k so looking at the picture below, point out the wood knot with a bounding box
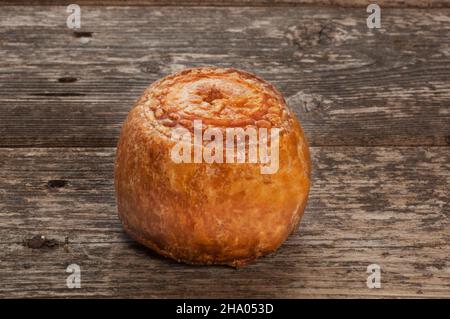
[285,22,345,50]
[140,62,160,74]
[287,91,332,114]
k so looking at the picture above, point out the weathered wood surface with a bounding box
[1,6,449,147]
[0,147,449,298]
[3,1,450,8]
[0,4,449,298]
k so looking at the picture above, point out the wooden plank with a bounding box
[2,1,450,8]
[0,147,448,298]
[0,6,449,147]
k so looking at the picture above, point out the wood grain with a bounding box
[2,1,450,8]
[1,6,449,147]
[1,4,449,299]
[0,147,448,298]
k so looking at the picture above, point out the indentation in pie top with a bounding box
[142,68,290,131]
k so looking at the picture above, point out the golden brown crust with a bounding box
[115,66,311,267]
[137,67,294,137]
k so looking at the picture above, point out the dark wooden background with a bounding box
[0,1,449,298]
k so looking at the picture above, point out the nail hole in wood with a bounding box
[33,92,85,97]
[73,31,93,38]
[23,235,59,249]
[58,77,77,83]
[47,180,68,188]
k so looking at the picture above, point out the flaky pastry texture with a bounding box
[115,67,311,267]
